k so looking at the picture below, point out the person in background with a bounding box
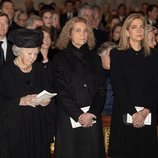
[105,15,121,40]
[25,15,43,29]
[51,12,61,45]
[13,9,28,30]
[36,26,55,86]
[97,42,117,115]
[38,2,45,13]
[154,28,158,49]
[40,9,60,48]
[53,17,106,158]
[92,5,109,49]
[109,13,158,158]
[111,23,122,44]
[0,12,14,66]
[60,0,77,27]
[78,3,94,26]
[74,0,82,15]
[101,2,112,28]
[147,24,157,48]
[117,3,127,23]
[25,0,39,16]
[146,4,158,28]
[0,0,15,32]
[0,28,55,158]
[140,2,149,15]
[41,9,53,29]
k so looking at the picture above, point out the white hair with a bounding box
[12,45,23,56]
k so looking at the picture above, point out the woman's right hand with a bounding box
[20,94,37,107]
[78,113,96,127]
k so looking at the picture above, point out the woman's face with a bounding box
[70,22,88,49]
[148,31,156,48]
[42,11,53,28]
[19,47,39,67]
[18,13,28,27]
[113,26,122,41]
[41,31,51,49]
[52,13,59,28]
[110,18,120,29]
[126,18,144,43]
[101,49,110,70]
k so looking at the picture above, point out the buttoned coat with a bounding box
[53,42,106,158]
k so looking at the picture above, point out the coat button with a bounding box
[83,84,87,87]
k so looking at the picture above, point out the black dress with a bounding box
[52,42,106,158]
[0,61,55,158]
[109,48,158,158]
[36,49,55,87]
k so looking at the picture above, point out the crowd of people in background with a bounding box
[1,0,158,50]
[0,0,158,158]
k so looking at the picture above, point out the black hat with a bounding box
[8,28,44,48]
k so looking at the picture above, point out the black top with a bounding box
[0,61,55,158]
[109,47,158,157]
[52,42,106,158]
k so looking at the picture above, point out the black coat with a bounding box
[0,61,55,158]
[52,42,106,158]
[93,28,109,49]
[109,48,158,158]
[0,40,14,65]
[36,49,55,87]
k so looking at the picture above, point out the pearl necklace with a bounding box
[14,58,32,73]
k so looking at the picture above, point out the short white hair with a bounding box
[12,45,23,56]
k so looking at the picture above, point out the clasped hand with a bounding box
[132,108,150,128]
[20,94,51,107]
[78,113,96,128]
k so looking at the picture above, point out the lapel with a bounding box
[6,40,14,62]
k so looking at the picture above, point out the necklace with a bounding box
[14,58,32,73]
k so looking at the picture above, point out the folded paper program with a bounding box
[32,90,57,105]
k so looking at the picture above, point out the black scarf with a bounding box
[67,41,90,60]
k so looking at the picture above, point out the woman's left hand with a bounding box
[39,98,51,107]
[132,108,150,128]
[78,113,96,127]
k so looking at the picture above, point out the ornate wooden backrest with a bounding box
[102,115,111,157]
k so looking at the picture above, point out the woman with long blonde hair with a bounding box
[109,13,158,158]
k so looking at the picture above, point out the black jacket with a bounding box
[109,48,158,158]
[53,42,106,158]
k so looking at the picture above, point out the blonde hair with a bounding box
[147,24,157,33]
[119,13,150,56]
[56,17,95,50]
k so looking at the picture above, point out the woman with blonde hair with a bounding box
[56,16,95,50]
[109,13,158,158]
[147,24,157,48]
[53,16,106,158]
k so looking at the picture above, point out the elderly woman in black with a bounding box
[0,29,55,158]
[53,17,106,158]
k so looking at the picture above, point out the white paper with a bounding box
[32,90,57,104]
[127,106,151,125]
[70,106,96,128]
